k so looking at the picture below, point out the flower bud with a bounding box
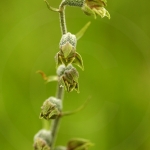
[34,129,52,145]
[67,138,93,150]
[33,129,52,150]
[40,97,62,120]
[82,0,110,19]
[57,64,79,93]
[60,32,76,58]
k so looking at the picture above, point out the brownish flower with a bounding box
[82,0,110,19]
[57,64,79,93]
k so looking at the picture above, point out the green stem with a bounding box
[59,2,67,34]
[50,84,64,149]
[50,1,67,149]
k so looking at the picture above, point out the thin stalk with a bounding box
[50,1,67,149]
[50,84,64,150]
[59,2,67,34]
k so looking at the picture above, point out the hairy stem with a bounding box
[50,84,64,149]
[59,2,67,34]
[50,1,68,149]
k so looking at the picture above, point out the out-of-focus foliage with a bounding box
[0,0,150,150]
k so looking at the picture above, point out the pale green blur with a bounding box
[0,0,150,150]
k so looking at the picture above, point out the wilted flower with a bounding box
[82,0,110,19]
[55,32,84,70]
[40,97,62,120]
[57,64,79,93]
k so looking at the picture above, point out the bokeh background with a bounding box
[0,0,150,150]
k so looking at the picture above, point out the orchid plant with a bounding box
[33,0,110,150]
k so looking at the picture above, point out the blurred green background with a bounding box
[0,0,150,150]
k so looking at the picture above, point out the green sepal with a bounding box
[59,78,69,92]
[57,64,79,93]
[66,57,75,66]
[64,71,74,84]
[40,104,60,120]
[55,52,63,67]
[69,82,78,92]
[64,80,70,92]
[106,10,110,19]
[69,68,79,83]
[73,52,84,70]
[60,56,67,66]
[40,98,61,120]
[47,108,60,119]
[61,42,73,58]
[74,83,79,93]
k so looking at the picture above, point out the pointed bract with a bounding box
[76,22,91,40]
